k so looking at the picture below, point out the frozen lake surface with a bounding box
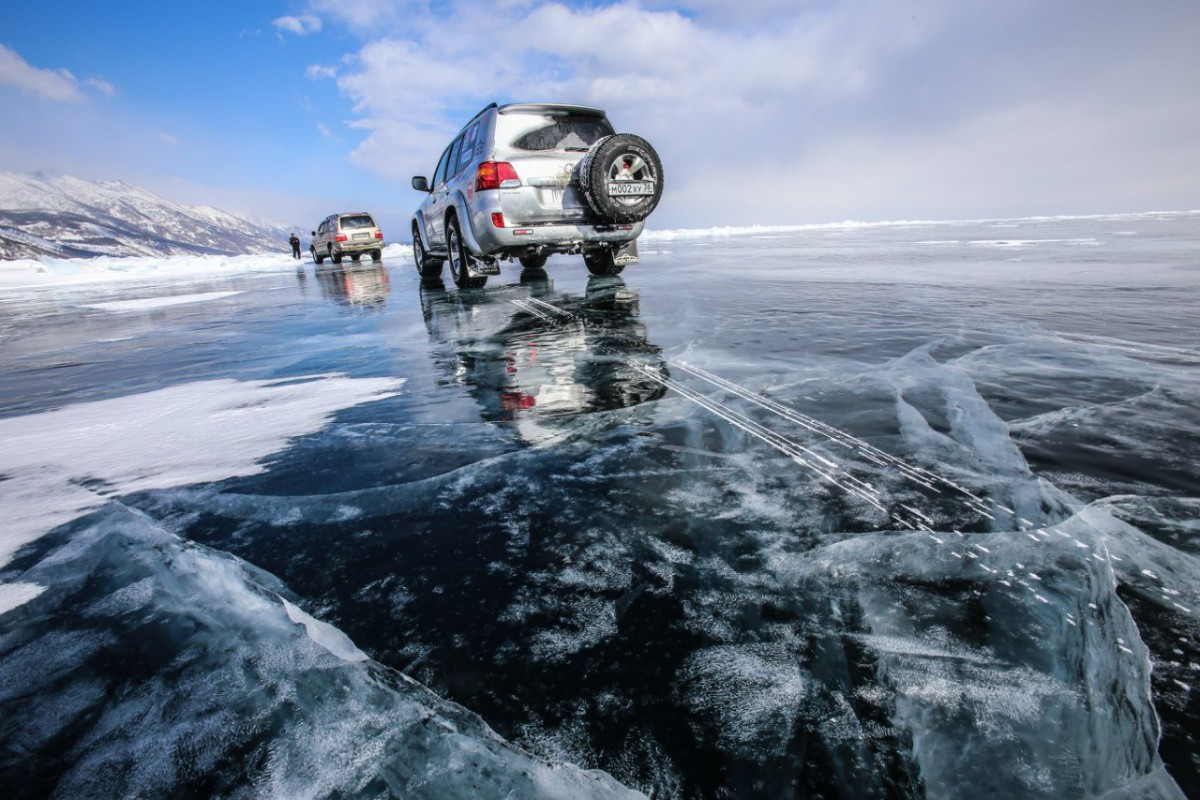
[1,213,1198,799]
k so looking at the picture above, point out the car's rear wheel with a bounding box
[371,249,382,262]
[518,253,548,270]
[578,134,663,223]
[583,247,625,276]
[330,246,342,265]
[447,215,488,289]
[412,225,443,278]
[350,253,361,262]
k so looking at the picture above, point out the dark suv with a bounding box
[411,103,663,288]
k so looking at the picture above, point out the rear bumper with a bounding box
[459,194,643,256]
[466,216,643,257]
[335,240,385,254]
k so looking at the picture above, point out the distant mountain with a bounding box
[0,172,296,260]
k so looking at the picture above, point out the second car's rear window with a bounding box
[497,113,615,152]
[339,215,375,229]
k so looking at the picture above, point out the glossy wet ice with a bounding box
[1,213,1197,799]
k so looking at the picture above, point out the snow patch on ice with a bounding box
[0,243,410,291]
[282,598,368,662]
[0,373,403,611]
[641,211,1198,242]
[83,290,243,311]
[0,581,46,615]
[677,643,807,755]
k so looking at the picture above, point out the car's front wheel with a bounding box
[412,225,443,278]
[583,247,625,276]
[312,247,324,265]
[446,215,488,289]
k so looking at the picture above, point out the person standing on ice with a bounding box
[289,232,301,259]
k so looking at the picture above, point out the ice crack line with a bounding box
[669,360,1003,522]
[629,363,888,513]
[509,298,555,321]
[1053,331,1200,362]
[505,296,1200,646]
[507,295,1000,531]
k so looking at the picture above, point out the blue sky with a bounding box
[2,0,1198,236]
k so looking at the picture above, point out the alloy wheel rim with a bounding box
[449,227,464,281]
[607,153,656,208]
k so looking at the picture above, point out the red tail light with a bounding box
[491,213,505,228]
[476,161,519,191]
[375,231,383,239]
[335,234,347,242]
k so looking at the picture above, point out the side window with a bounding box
[446,136,464,180]
[457,122,480,173]
[432,145,452,188]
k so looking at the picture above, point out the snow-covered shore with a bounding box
[3,211,1197,293]
[0,243,413,291]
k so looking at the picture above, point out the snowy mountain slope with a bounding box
[0,172,296,260]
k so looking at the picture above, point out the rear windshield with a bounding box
[497,112,615,152]
[338,215,375,229]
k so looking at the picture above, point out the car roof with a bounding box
[497,103,606,117]
[450,102,609,143]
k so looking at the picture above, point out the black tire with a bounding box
[371,249,382,262]
[578,133,663,223]
[312,247,324,265]
[583,247,625,276]
[518,253,548,270]
[350,253,361,262]
[412,225,443,278]
[446,215,488,289]
[330,246,342,265]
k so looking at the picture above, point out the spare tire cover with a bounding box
[577,134,664,224]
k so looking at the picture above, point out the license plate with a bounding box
[607,181,654,197]
[354,233,370,240]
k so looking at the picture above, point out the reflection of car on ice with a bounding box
[419,273,668,438]
[314,263,391,307]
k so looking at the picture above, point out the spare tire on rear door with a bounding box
[577,134,664,224]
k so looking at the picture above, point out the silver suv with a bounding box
[310,212,385,264]
[410,103,663,288]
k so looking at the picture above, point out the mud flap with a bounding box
[613,239,640,266]
[468,259,501,277]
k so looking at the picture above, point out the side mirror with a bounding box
[411,176,430,193]
[310,231,316,236]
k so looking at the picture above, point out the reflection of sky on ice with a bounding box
[1,212,1198,798]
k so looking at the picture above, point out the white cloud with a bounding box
[273,14,323,36]
[157,132,180,144]
[316,121,332,138]
[306,63,339,80]
[0,44,85,102]
[294,0,1200,225]
[305,0,406,32]
[0,44,119,103]
[83,77,117,97]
